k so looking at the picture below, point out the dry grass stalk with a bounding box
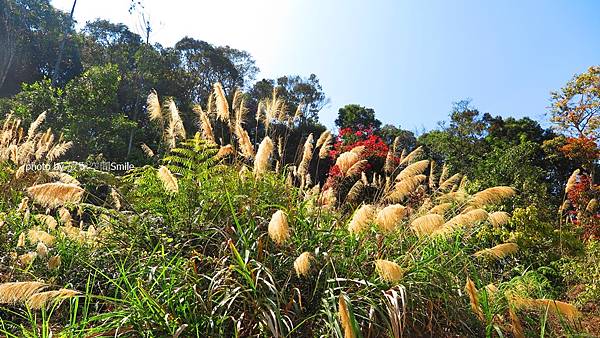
[346,181,366,203]
[48,255,61,270]
[375,204,406,232]
[474,243,518,260]
[315,130,330,148]
[27,229,55,246]
[293,252,313,277]
[469,186,516,207]
[384,150,394,174]
[319,133,333,159]
[348,204,375,234]
[235,124,254,159]
[338,294,356,338]
[395,159,429,181]
[26,288,79,309]
[195,105,216,144]
[253,136,274,177]
[34,214,57,230]
[465,277,485,321]
[216,144,234,158]
[387,175,426,202]
[439,173,462,191]
[140,143,155,158]
[213,82,230,124]
[510,297,580,321]
[399,146,423,165]
[19,252,37,265]
[147,90,162,124]
[27,112,46,140]
[268,210,290,245]
[17,233,25,247]
[58,207,72,226]
[27,183,84,208]
[565,169,580,194]
[509,308,525,338]
[298,134,314,177]
[411,214,445,236]
[488,211,510,227]
[375,259,403,283]
[428,203,452,215]
[157,166,178,193]
[346,160,368,178]
[0,282,48,305]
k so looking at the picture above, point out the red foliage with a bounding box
[329,127,389,159]
[560,136,600,161]
[566,173,600,240]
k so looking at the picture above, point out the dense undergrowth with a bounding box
[0,86,598,337]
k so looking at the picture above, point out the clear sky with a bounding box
[51,0,600,132]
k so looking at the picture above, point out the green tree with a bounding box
[0,0,81,96]
[62,64,135,160]
[335,104,381,130]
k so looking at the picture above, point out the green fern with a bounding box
[161,133,219,181]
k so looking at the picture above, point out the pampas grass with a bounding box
[348,204,375,234]
[268,210,290,245]
[428,203,452,215]
[34,214,57,230]
[488,211,510,227]
[565,169,580,194]
[375,259,403,283]
[253,136,274,177]
[386,174,426,202]
[27,182,84,208]
[147,90,162,124]
[411,214,445,236]
[316,130,330,148]
[335,149,363,175]
[48,255,61,270]
[216,144,234,158]
[213,82,230,124]
[465,277,484,321]
[375,204,406,232]
[0,282,48,305]
[28,229,55,246]
[510,297,581,321]
[235,124,255,159]
[338,294,355,338]
[140,143,155,158]
[319,133,333,159]
[469,186,516,207]
[474,243,518,260]
[298,134,314,177]
[157,166,178,193]
[293,252,313,277]
[346,180,364,204]
[195,105,216,144]
[399,146,423,165]
[26,288,79,309]
[395,159,429,181]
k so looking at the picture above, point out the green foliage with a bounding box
[559,240,600,306]
[335,104,382,130]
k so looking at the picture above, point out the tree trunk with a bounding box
[51,0,77,86]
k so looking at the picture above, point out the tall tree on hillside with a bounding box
[0,0,81,96]
[335,104,381,130]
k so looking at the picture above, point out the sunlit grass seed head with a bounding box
[375,204,406,232]
[348,204,375,234]
[268,210,290,245]
[375,259,403,283]
[27,182,84,208]
[157,166,179,193]
[293,252,313,277]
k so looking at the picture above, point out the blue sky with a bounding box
[51,0,600,132]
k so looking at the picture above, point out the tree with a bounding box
[0,0,81,96]
[249,74,328,123]
[335,104,381,130]
[379,124,416,150]
[62,64,135,160]
[550,66,600,138]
